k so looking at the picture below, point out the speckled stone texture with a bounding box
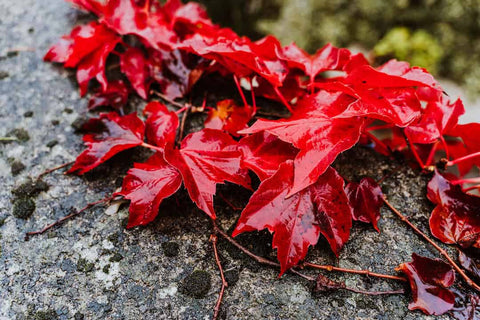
[0,1,457,319]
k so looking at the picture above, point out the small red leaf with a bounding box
[233,161,352,274]
[117,153,182,228]
[238,132,298,181]
[165,129,251,219]
[88,80,129,111]
[204,99,252,136]
[345,177,383,231]
[427,170,480,248]
[68,112,145,174]
[459,248,480,280]
[396,253,455,315]
[120,47,150,99]
[144,101,179,148]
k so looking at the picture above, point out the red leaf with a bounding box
[448,123,480,174]
[88,80,129,111]
[459,248,480,280]
[233,161,352,275]
[345,177,383,231]
[204,99,252,136]
[164,129,251,219]
[396,253,455,315]
[143,101,179,148]
[120,47,150,99]
[68,112,145,174]
[116,153,182,228]
[238,132,298,181]
[240,91,365,195]
[427,170,480,248]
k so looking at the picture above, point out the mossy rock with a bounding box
[179,270,212,299]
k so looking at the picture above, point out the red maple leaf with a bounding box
[396,253,455,315]
[68,112,145,174]
[143,101,179,148]
[240,91,365,195]
[427,170,480,248]
[204,99,253,136]
[345,177,383,232]
[164,129,251,219]
[116,152,182,228]
[233,161,352,275]
[238,132,298,181]
[120,47,151,99]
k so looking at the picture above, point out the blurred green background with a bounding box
[193,0,480,96]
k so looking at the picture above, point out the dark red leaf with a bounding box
[427,170,480,248]
[164,129,251,219]
[396,253,455,315]
[459,248,480,280]
[233,161,352,274]
[345,177,383,231]
[204,99,252,136]
[240,91,365,195]
[116,153,182,228]
[143,101,179,148]
[68,112,145,174]
[238,132,298,181]
[88,80,129,111]
[120,47,150,99]
[447,123,480,174]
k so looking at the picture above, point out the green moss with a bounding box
[33,309,57,320]
[0,71,9,80]
[10,160,25,176]
[77,258,95,273]
[179,270,212,299]
[46,140,58,148]
[12,198,35,219]
[8,128,30,142]
[109,252,124,262]
[162,241,180,257]
[107,233,119,245]
[11,178,49,198]
[103,264,111,274]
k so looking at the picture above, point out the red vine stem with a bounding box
[249,78,257,116]
[364,131,391,155]
[382,196,480,292]
[447,151,480,167]
[404,132,425,169]
[140,142,164,152]
[210,229,228,320]
[233,75,248,108]
[178,105,190,143]
[450,177,480,186]
[151,90,185,109]
[25,197,112,239]
[273,86,293,113]
[37,161,74,178]
[213,225,407,283]
[302,262,407,282]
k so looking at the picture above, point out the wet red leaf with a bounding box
[459,248,480,280]
[233,161,352,275]
[396,253,455,315]
[345,177,383,231]
[204,99,252,136]
[68,112,145,174]
[165,129,251,219]
[240,91,365,195]
[87,80,130,111]
[238,132,298,181]
[143,101,179,148]
[120,47,150,99]
[117,153,182,228]
[427,170,480,248]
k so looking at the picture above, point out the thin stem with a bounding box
[214,225,407,282]
[210,229,228,320]
[178,106,190,143]
[273,86,293,113]
[175,106,189,114]
[25,197,112,239]
[233,75,248,108]
[450,177,480,186]
[303,262,407,282]
[140,142,163,153]
[345,287,405,296]
[37,161,74,178]
[425,141,439,168]
[150,91,184,109]
[383,196,480,292]
[0,137,17,142]
[404,132,425,169]
[447,151,480,167]
[365,131,391,155]
[249,78,257,116]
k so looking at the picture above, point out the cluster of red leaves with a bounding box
[45,0,480,316]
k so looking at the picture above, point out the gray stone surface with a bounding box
[0,0,461,319]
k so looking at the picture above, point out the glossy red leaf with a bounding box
[240,91,365,195]
[116,153,182,228]
[427,170,480,248]
[345,177,383,231]
[459,248,480,280]
[447,123,480,174]
[143,101,179,148]
[120,47,150,99]
[233,161,352,275]
[238,132,298,181]
[68,112,145,174]
[164,129,251,219]
[88,80,129,111]
[396,253,455,315]
[204,99,252,136]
